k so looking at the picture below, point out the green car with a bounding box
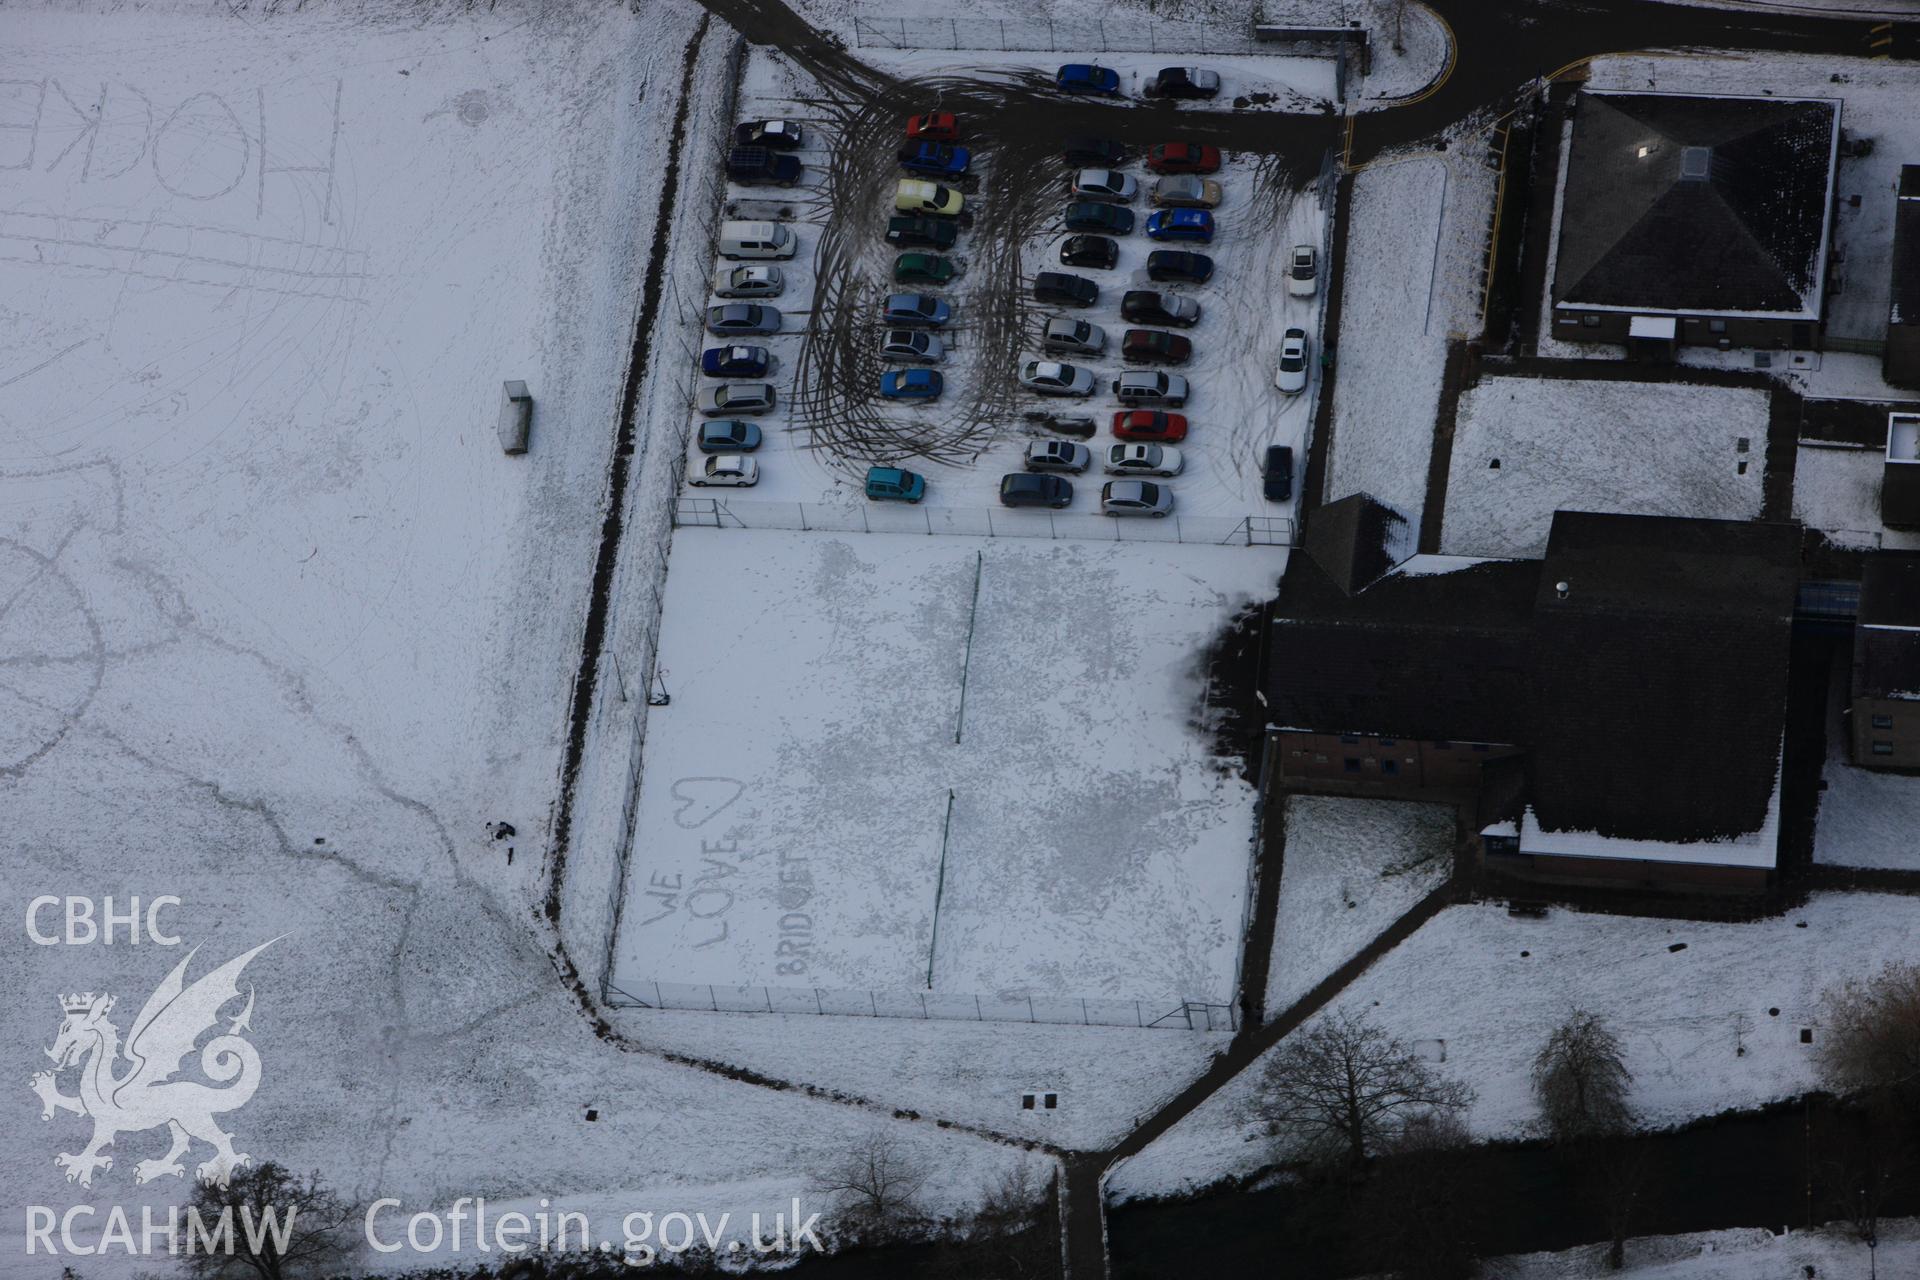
[865,466,927,503]
[893,252,956,285]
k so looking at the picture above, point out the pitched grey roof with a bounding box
[1553,91,1838,317]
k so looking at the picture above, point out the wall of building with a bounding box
[1485,846,1770,892]
[1550,308,1813,350]
[1273,730,1520,793]
[1887,325,1920,391]
[1852,696,1920,769]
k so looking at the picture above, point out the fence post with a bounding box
[999,18,1005,47]
[799,502,809,532]
[976,995,983,1020]
[950,17,957,48]
[921,993,928,1018]
[1081,998,1089,1025]
[654,981,664,1008]
[1027,995,1035,1022]
[709,985,718,1012]
[766,987,774,1012]
[862,504,870,534]
[815,987,823,1014]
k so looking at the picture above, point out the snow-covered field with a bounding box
[1815,647,1920,870]
[1492,1220,1915,1280]
[1793,442,1920,551]
[1438,378,1770,559]
[1264,796,1452,1019]
[1324,137,1497,520]
[1112,892,1920,1200]
[609,528,1282,1011]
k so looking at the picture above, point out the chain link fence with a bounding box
[675,497,1293,546]
[852,15,1270,54]
[606,977,1238,1032]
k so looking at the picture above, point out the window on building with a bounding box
[1874,742,1895,755]
[1043,1093,1058,1110]
[1873,714,1894,730]
[1581,315,1601,328]
[1382,759,1400,777]
[1708,319,1727,334]
[1339,735,1360,745]
[1380,739,1397,747]
[1344,758,1361,773]
[1313,753,1327,764]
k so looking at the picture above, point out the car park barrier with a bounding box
[674,497,1293,547]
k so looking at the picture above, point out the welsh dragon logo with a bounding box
[30,941,275,1188]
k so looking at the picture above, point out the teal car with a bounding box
[865,466,927,503]
[894,252,957,285]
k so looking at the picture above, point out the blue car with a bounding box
[897,141,971,177]
[865,466,927,503]
[882,293,951,328]
[1056,64,1121,96]
[1146,209,1214,244]
[701,344,771,377]
[881,368,944,400]
[697,420,763,453]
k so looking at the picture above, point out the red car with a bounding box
[1147,142,1222,175]
[1121,329,1192,365]
[1113,410,1189,442]
[907,111,959,143]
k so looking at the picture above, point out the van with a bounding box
[719,221,797,261]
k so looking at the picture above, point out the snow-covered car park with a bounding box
[680,49,1327,538]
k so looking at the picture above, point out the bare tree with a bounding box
[1818,963,1920,1109]
[812,1127,930,1243]
[1253,1009,1475,1169]
[1359,1110,1480,1280]
[183,1163,355,1280]
[926,1163,1060,1280]
[1533,1011,1634,1144]
[1817,1108,1908,1280]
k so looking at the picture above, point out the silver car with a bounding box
[1024,440,1092,473]
[712,264,785,298]
[1151,175,1223,209]
[689,454,759,487]
[1105,443,1184,477]
[1071,169,1138,203]
[1042,316,1108,356]
[705,303,780,336]
[880,329,945,363]
[697,382,777,416]
[1112,370,1188,408]
[1101,480,1174,517]
[1020,360,1096,397]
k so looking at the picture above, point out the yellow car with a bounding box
[894,178,964,218]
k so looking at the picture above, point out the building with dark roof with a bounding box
[1548,90,1841,355]
[1851,551,1920,769]
[1885,167,1920,389]
[1886,412,1920,529]
[1266,510,1803,889]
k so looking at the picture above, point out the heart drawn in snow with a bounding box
[670,777,745,829]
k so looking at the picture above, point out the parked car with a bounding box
[1147,209,1214,243]
[1041,316,1107,356]
[1105,442,1183,477]
[1020,360,1096,396]
[999,473,1074,509]
[697,420,763,453]
[1062,136,1126,167]
[733,119,804,149]
[1121,329,1192,365]
[882,293,951,327]
[1287,244,1319,297]
[1276,327,1311,393]
[879,329,944,363]
[1151,175,1222,208]
[689,454,759,487]
[1261,445,1295,501]
[726,146,802,187]
[1072,169,1138,203]
[1145,67,1221,99]
[898,141,971,177]
[1024,410,1098,439]
[1113,370,1189,407]
[881,368,944,400]
[1147,141,1222,174]
[1121,290,1200,328]
[1146,250,1214,284]
[894,252,957,285]
[865,466,927,502]
[1034,271,1098,308]
[1101,479,1174,517]
[719,219,796,261]
[1025,440,1092,473]
[705,303,780,336]
[1064,201,1135,236]
[1112,409,1189,442]
[1056,64,1121,96]
[895,179,964,217]
[697,382,776,416]
[906,111,959,142]
[886,215,959,249]
[1060,234,1118,270]
[712,264,784,298]
[700,344,771,378]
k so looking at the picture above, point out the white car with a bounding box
[713,264,785,298]
[1101,480,1174,518]
[697,382,777,416]
[1071,169,1138,203]
[1276,328,1310,394]
[1042,316,1107,356]
[1105,442,1184,477]
[1020,360,1096,397]
[880,329,944,363]
[1024,440,1092,473]
[690,454,759,487]
[1287,244,1318,298]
